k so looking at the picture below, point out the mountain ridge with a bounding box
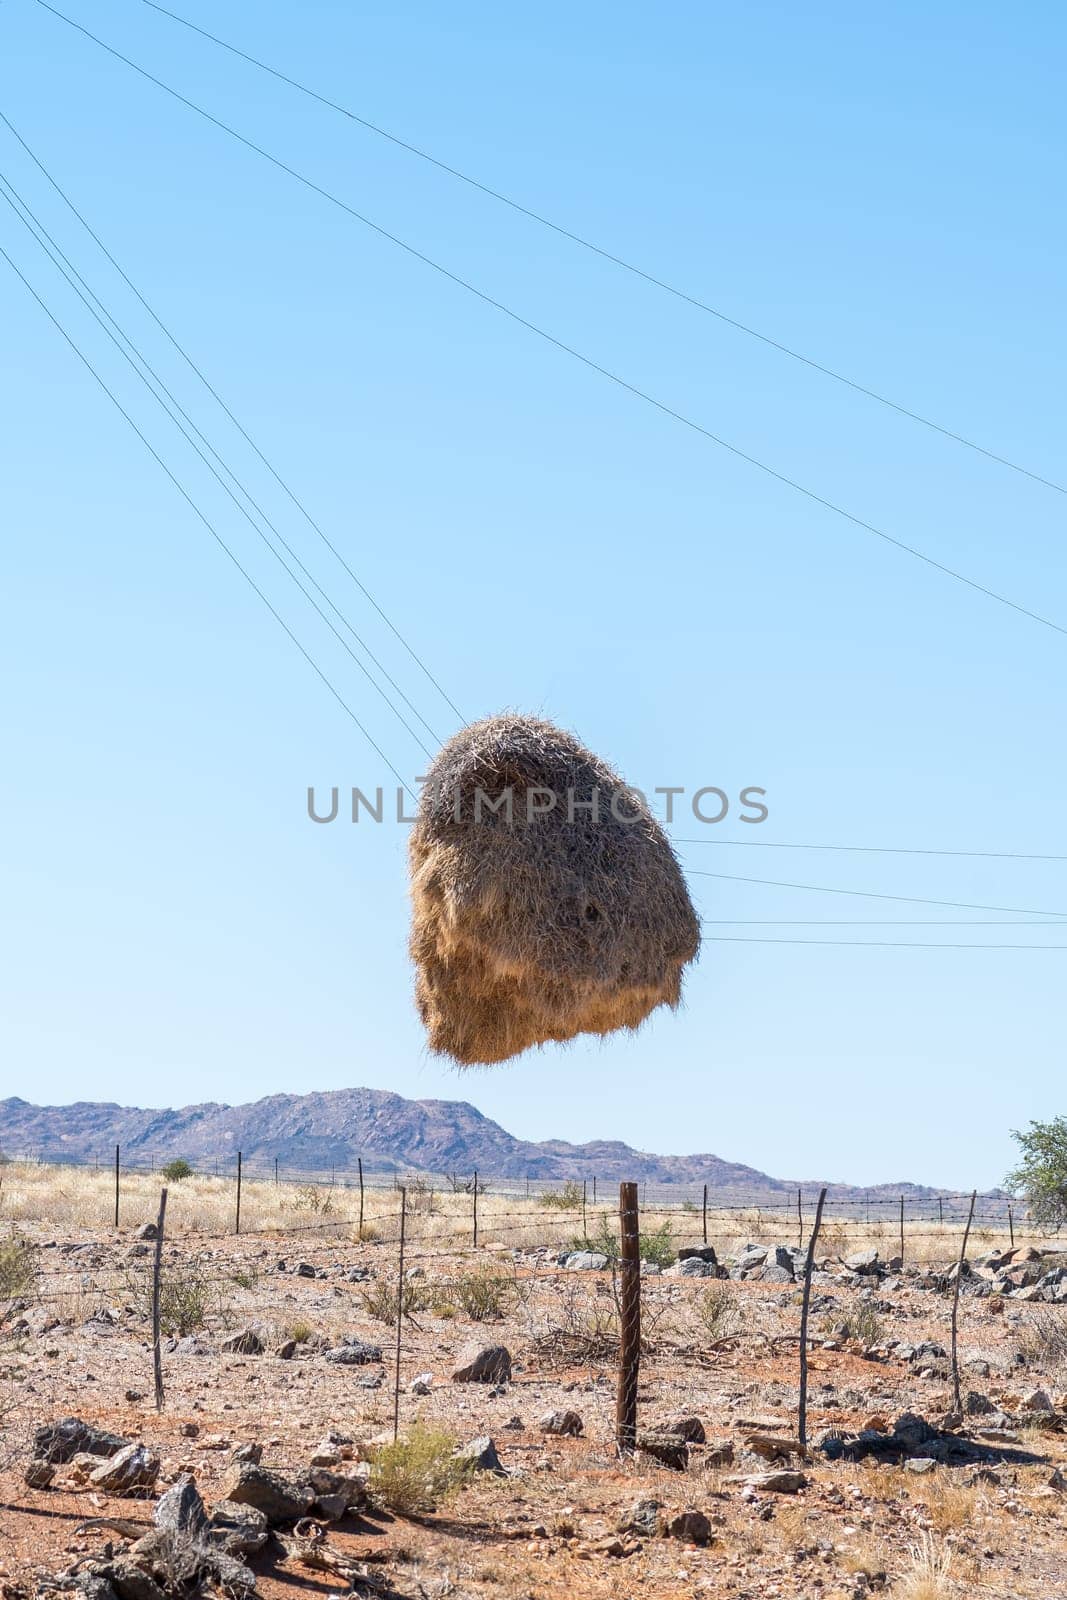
[0,1089,995,1200]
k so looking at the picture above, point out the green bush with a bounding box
[448,1265,512,1322]
[161,1159,193,1182]
[570,1214,676,1267]
[0,1232,36,1299]
[1007,1117,1067,1231]
[539,1180,584,1211]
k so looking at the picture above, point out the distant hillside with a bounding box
[0,1089,997,1207]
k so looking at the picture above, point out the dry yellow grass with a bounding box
[0,1160,1036,1264]
[896,1534,955,1599]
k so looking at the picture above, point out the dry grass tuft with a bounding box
[897,1533,955,1599]
[370,1423,467,1514]
[408,714,700,1064]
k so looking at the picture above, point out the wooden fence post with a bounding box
[114,1144,120,1230]
[899,1195,905,1263]
[798,1186,827,1452]
[473,1171,479,1248]
[592,1175,597,1204]
[797,1186,804,1250]
[615,1181,641,1454]
[274,1157,279,1187]
[152,1187,168,1412]
[702,1182,708,1246]
[950,1190,978,1414]
[582,1179,588,1236]
[358,1157,365,1236]
[1008,1204,1014,1248]
[235,1151,243,1236]
[393,1187,407,1441]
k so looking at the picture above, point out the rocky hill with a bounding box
[0,1089,995,1205]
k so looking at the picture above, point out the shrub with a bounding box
[1007,1117,1067,1231]
[370,1424,466,1514]
[127,1261,212,1336]
[698,1280,741,1340]
[161,1159,193,1182]
[569,1214,675,1267]
[0,1233,35,1299]
[450,1265,511,1322]
[291,1183,335,1215]
[1018,1308,1067,1367]
[539,1180,584,1211]
[359,1276,427,1324]
[821,1303,885,1346]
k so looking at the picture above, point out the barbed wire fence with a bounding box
[3,1162,1052,1478]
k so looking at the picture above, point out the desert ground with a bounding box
[1,1165,1065,1599]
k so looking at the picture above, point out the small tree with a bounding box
[161,1158,193,1182]
[1006,1117,1067,1231]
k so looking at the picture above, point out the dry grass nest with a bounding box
[409,713,700,1064]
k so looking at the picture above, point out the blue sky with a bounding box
[1,0,1064,1190]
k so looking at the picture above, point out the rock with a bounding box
[677,1245,718,1264]
[108,1563,166,1600]
[637,1430,689,1470]
[668,1509,712,1545]
[220,1462,314,1524]
[565,1251,609,1271]
[539,1409,583,1437]
[761,1265,794,1284]
[892,1412,937,1449]
[409,1372,433,1395]
[198,1549,257,1599]
[74,1577,120,1600]
[33,1416,127,1464]
[452,1344,512,1384]
[230,1442,263,1465]
[133,1223,158,1241]
[275,1339,297,1360]
[23,1459,55,1489]
[617,1497,663,1536]
[503,1415,525,1431]
[964,1392,995,1415]
[704,1439,735,1467]
[454,1435,505,1474]
[661,1414,706,1444]
[675,1257,718,1278]
[1021,1387,1054,1412]
[906,1457,938,1474]
[221,1327,264,1356]
[154,1473,208,1537]
[743,1469,807,1492]
[294,1262,317,1278]
[309,1465,366,1513]
[207,1498,270,1558]
[769,1245,796,1275]
[89,1443,160,1495]
[325,1339,382,1366]
[846,1249,881,1274]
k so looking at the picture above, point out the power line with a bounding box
[0,240,417,798]
[701,919,1067,926]
[0,104,464,729]
[139,0,1067,503]
[37,3,1067,642]
[675,835,1067,862]
[0,168,437,760]
[0,168,441,761]
[706,935,1067,948]
[687,868,1067,917]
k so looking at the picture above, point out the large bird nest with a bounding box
[409,714,700,1064]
